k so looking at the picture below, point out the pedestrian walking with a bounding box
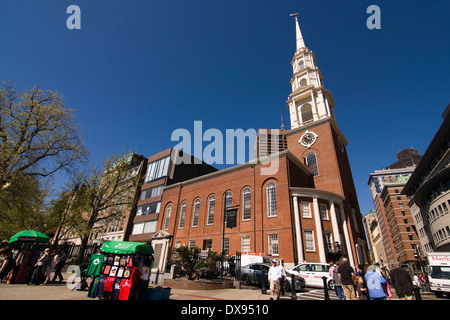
[338,257,356,300]
[29,248,51,285]
[52,251,68,282]
[389,262,414,300]
[356,276,369,300]
[268,260,282,300]
[332,261,345,300]
[277,260,286,296]
[43,250,60,285]
[0,247,16,284]
[365,265,387,300]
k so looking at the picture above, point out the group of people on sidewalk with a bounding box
[330,257,416,300]
[0,246,68,286]
[28,248,68,285]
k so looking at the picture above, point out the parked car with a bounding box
[282,271,307,292]
[286,262,334,289]
[240,263,270,287]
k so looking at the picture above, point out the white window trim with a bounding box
[301,202,312,218]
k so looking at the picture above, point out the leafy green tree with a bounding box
[0,175,50,239]
[63,152,145,263]
[0,81,88,193]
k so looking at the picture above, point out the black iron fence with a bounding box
[170,250,242,283]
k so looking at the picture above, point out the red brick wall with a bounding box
[159,155,298,264]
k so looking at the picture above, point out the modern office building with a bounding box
[129,148,217,243]
[403,104,450,253]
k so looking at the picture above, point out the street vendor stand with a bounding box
[86,240,163,300]
[6,230,50,284]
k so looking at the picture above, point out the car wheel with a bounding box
[241,274,251,286]
[282,279,291,292]
[327,280,334,290]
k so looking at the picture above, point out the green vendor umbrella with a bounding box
[100,240,154,255]
[9,230,50,244]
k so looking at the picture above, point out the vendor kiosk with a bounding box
[86,241,154,300]
[6,230,50,284]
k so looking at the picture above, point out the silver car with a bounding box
[283,271,307,292]
[239,263,270,286]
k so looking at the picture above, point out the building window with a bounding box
[298,60,305,69]
[301,103,313,123]
[189,240,195,249]
[139,184,164,200]
[319,204,329,220]
[225,191,233,209]
[302,202,312,218]
[266,183,277,217]
[306,153,319,176]
[242,188,251,220]
[131,220,157,235]
[163,205,172,230]
[324,232,333,252]
[268,234,279,256]
[241,236,251,252]
[192,199,200,227]
[144,156,171,183]
[178,202,187,229]
[207,196,215,225]
[304,230,315,251]
[136,202,161,216]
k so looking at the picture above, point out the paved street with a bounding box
[0,273,442,301]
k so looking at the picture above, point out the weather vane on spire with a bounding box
[290,12,306,49]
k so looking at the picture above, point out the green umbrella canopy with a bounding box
[9,230,50,244]
[100,240,153,255]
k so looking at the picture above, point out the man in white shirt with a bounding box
[268,260,282,300]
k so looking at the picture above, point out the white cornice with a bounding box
[290,187,345,204]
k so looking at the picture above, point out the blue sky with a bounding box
[1,0,449,215]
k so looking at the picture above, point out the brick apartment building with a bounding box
[368,149,424,272]
[380,176,425,273]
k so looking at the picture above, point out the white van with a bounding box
[427,253,450,298]
[286,262,334,289]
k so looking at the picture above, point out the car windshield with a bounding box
[429,266,450,280]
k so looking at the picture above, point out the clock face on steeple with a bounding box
[299,130,318,148]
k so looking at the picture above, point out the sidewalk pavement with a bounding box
[0,272,431,301]
[0,281,275,300]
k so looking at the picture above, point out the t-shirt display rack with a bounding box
[86,244,154,300]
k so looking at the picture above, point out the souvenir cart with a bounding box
[6,230,50,284]
[86,240,154,300]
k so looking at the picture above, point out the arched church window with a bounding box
[306,153,319,176]
[298,60,305,69]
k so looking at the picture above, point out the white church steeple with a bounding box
[287,14,335,130]
[292,13,306,50]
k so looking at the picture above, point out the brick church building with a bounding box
[157,16,369,269]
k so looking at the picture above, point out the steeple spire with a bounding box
[290,13,306,50]
[287,14,335,129]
